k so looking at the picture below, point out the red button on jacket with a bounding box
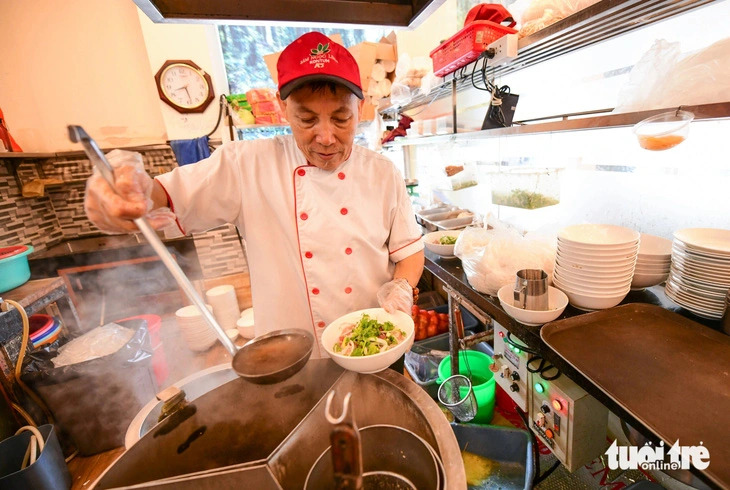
[340,208,348,215]
[300,212,308,220]
[297,169,306,176]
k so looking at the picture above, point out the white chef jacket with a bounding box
[156,135,423,357]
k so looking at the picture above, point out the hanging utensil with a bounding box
[67,125,313,384]
[325,390,362,490]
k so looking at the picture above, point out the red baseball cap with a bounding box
[277,32,364,100]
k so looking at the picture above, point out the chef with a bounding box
[84,31,424,358]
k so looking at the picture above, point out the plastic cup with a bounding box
[438,374,477,422]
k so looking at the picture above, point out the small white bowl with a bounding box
[236,311,255,339]
[321,308,414,374]
[553,274,631,295]
[424,230,462,258]
[637,233,673,257]
[555,263,634,282]
[631,272,669,289]
[554,269,633,289]
[553,283,629,311]
[497,285,568,326]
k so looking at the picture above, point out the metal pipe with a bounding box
[67,125,238,357]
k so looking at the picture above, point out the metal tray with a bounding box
[540,304,730,489]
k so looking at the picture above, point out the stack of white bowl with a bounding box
[631,233,672,289]
[175,304,217,351]
[205,285,240,330]
[237,307,255,339]
[553,224,640,311]
[665,228,730,320]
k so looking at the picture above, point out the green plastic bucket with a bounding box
[0,245,33,293]
[437,350,495,424]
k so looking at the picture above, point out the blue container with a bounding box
[0,245,33,293]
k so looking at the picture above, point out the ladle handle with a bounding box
[330,424,363,490]
[67,125,238,357]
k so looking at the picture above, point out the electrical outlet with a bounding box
[488,33,518,65]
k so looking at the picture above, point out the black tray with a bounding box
[541,303,730,489]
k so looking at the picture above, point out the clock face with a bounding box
[160,63,210,109]
[154,60,215,113]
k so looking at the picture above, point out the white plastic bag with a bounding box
[615,37,730,113]
[454,218,556,296]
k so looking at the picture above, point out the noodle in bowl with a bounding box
[321,308,415,373]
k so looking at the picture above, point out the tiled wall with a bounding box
[1,147,247,277]
[0,162,64,249]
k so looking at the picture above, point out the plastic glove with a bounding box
[377,278,413,314]
[84,149,176,233]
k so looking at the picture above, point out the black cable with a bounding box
[206,94,228,138]
[505,333,561,380]
[516,406,541,485]
[534,460,561,485]
[526,356,561,381]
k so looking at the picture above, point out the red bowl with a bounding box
[29,314,54,337]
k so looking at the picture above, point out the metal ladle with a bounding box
[67,125,313,384]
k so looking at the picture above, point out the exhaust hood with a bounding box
[133,0,446,28]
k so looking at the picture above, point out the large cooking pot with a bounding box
[305,424,443,490]
[95,359,466,489]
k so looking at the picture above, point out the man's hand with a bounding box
[377,278,413,314]
[84,150,175,233]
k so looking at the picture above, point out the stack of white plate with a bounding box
[631,233,672,289]
[205,285,240,330]
[553,224,640,311]
[175,304,218,351]
[665,228,730,320]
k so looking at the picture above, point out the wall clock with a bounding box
[154,59,215,113]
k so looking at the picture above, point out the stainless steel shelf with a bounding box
[379,0,716,116]
[382,101,730,147]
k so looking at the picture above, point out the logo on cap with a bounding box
[310,43,330,56]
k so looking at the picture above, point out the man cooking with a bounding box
[84,31,424,358]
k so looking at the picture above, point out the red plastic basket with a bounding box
[430,21,518,77]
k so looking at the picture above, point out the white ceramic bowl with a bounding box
[497,285,568,326]
[424,231,462,258]
[555,256,635,274]
[557,249,638,264]
[636,256,671,265]
[553,274,631,295]
[554,269,633,289]
[554,285,629,311]
[637,233,672,257]
[555,263,634,282]
[634,264,670,274]
[557,241,639,256]
[631,272,669,289]
[237,307,255,339]
[321,308,414,374]
[558,224,640,247]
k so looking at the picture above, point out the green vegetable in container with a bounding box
[439,235,458,245]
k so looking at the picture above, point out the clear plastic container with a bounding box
[633,110,694,151]
[489,167,561,210]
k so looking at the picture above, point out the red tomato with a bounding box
[426,321,438,338]
[411,305,420,319]
[427,309,437,318]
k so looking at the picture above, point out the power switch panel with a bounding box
[492,321,531,411]
[528,371,608,472]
